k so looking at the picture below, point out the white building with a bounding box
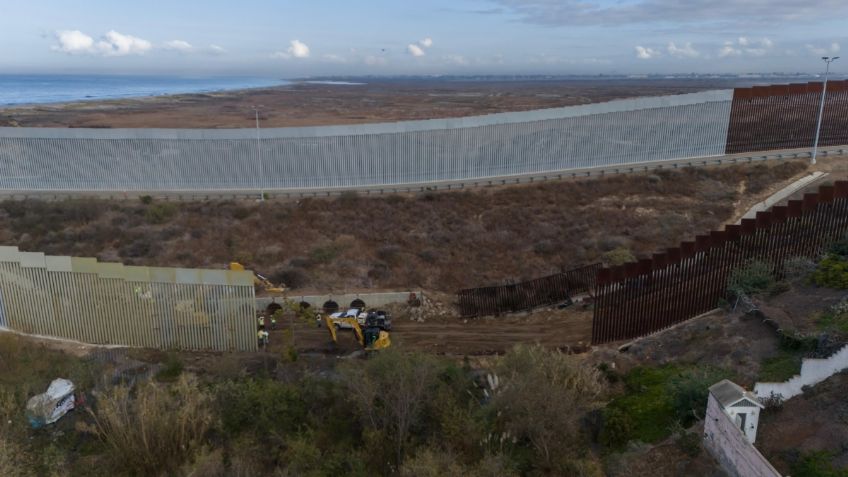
[709,379,765,444]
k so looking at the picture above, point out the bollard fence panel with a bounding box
[457,263,601,317]
[592,181,848,344]
[0,246,257,351]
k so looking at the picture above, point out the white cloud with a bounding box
[96,30,152,56]
[289,39,310,58]
[272,39,311,59]
[322,53,347,63]
[806,42,841,55]
[444,54,468,65]
[52,30,95,54]
[667,41,699,58]
[719,37,773,58]
[634,46,659,59]
[163,40,193,53]
[407,43,426,57]
[208,44,226,55]
[420,37,433,48]
[52,29,151,56]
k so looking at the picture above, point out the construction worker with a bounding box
[257,314,265,328]
[257,326,269,349]
[270,313,277,330]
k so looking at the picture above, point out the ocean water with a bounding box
[0,75,290,106]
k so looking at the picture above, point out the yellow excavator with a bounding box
[323,315,391,351]
[229,262,285,294]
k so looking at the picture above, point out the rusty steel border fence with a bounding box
[457,263,601,317]
[591,181,848,345]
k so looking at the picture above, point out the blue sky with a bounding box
[0,0,845,76]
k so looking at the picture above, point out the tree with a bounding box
[489,345,607,471]
[340,349,441,468]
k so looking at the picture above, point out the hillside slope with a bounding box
[0,161,807,293]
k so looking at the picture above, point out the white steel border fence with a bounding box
[0,90,734,192]
[0,246,257,351]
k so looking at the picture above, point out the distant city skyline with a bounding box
[0,0,845,77]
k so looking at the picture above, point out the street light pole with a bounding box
[812,56,839,165]
[252,106,265,201]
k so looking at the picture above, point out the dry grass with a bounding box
[0,161,808,292]
[83,375,213,476]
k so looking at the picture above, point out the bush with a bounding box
[601,247,635,267]
[491,345,606,471]
[789,451,848,477]
[812,255,848,289]
[144,202,177,224]
[668,367,730,424]
[309,244,341,264]
[215,378,306,440]
[340,349,442,466]
[676,431,702,458]
[599,408,633,448]
[783,256,816,284]
[139,195,153,205]
[154,353,183,382]
[727,261,776,297]
[84,375,213,476]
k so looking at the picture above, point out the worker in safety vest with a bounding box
[257,315,265,328]
[270,314,277,330]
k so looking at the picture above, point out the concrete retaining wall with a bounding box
[754,345,848,401]
[704,393,782,477]
[256,291,422,312]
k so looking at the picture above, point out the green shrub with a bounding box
[828,235,848,258]
[599,408,633,448]
[816,309,848,336]
[812,255,848,289]
[602,365,731,449]
[758,351,803,382]
[144,203,177,224]
[215,378,306,439]
[668,367,731,424]
[155,353,183,382]
[601,247,635,267]
[602,366,677,446]
[790,451,848,477]
[727,261,776,297]
[138,195,153,205]
[309,244,341,264]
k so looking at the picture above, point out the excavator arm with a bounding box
[229,262,285,294]
[324,316,389,351]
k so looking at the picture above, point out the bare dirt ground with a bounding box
[757,372,848,474]
[0,78,742,129]
[267,305,593,356]
[588,308,782,387]
[758,285,847,335]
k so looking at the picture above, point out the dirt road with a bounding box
[267,307,593,356]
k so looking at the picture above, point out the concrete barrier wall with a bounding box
[754,345,848,401]
[704,393,782,477]
[0,246,257,351]
[0,90,733,192]
[257,291,421,312]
